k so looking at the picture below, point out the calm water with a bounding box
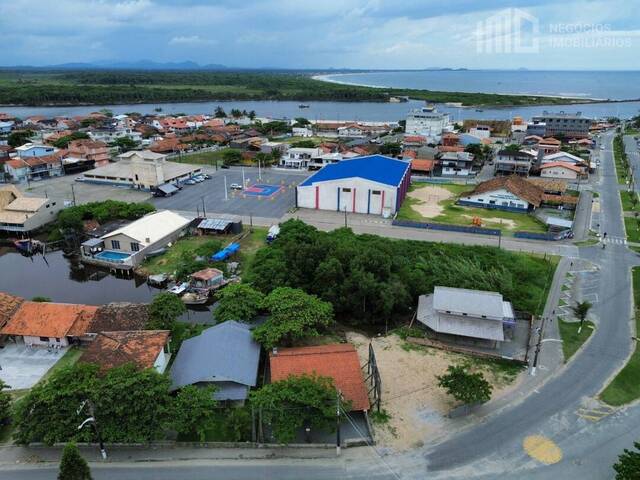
[0,249,214,324]
[319,70,640,101]
[1,98,640,123]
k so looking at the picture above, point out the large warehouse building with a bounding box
[296,155,411,216]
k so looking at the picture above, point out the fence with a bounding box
[364,343,382,412]
[411,176,478,186]
[392,219,501,236]
[514,229,573,241]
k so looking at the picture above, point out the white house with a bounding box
[440,151,475,176]
[540,162,582,180]
[280,147,323,169]
[405,107,451,141]
[469,125,491,139]
[296,155,411,217]
[542,151,587,166]
[458,176,543,212]
[292,126,313,137]
[15,143,57,158]
[0,185,64,233]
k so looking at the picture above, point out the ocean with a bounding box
[318,70,640,101]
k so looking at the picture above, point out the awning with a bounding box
[157,183,179,195]
[198,218,232,231]
[81,238,105,248]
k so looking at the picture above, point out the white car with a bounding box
[229,183,243,191]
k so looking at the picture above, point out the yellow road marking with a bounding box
[523,435,563,465]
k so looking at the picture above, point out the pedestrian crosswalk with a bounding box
[576,405,616,422]
[603,236,627,245]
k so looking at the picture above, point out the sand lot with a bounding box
[406,186,453,218]
[347,332,523,451]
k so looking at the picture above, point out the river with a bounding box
[1,98,639,123]
[0,248,214,324]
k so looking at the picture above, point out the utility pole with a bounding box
[224,176,228,201]
[201,196,206,217]
[77,400,107,459]
[530,316,546,376]
[344,207,348,228]
[498,219,502,249]
[336,390,341,457]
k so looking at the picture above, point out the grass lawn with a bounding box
[169,149,231,166]
[398,183,547,234]
[625,217,640,243]
[600,267,640,406]
[620,191,640,212]
[558,320,595,362]
[40,347,83,382]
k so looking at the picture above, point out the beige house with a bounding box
[68,139,110,168]
[539,162,582,180]
[0,185,64,233]
[82,150,201,190]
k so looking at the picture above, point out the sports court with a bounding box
[243,184,283,197]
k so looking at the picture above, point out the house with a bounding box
[189,268,225,292]
[439,151,474,176]
[269,344,370,412]
[536,137,562,155]
[67,139,110,168]
[82,150,201,189]
[542,151,588,167]
[405,107,450,140]
[0,292,24,330]
[3,158,30,182]
[469,125,491,139]
[403,135,427,148]
[411,159,437,175]
[292,126,313,137]
[80,330,171,373]
[169,321,261,403]
[22,153,65,179]
[296,155,411,216]
[494,149,537,175]
[539,162,583,180]
[0,185,64,233]
[80,210,191,270]
[85,303,150,334]
[280,147,323,169]
[458,176,543,212]
[416,286,515,348]
[0,121,14,135]
[0,301,99,347]
[531,112,592,138]
[15,143,57,158]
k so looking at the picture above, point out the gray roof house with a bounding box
[416,286,515,347]
[169,321,261,402]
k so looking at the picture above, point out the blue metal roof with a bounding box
[299,155,410,188]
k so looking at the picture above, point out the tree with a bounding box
[148,292,186,330]
[614,441,640,479]
[171,386,218,441]
[248,110,256,120]
[214,283,265,323]
[230,108,243,119]
[53,131,90,149]
[253,287,333,349]
[503,143,521,153]
[58,442,92,480]
[571,300,592,334]
[437,365,492,405]
[214,106,227,118]
[110,136,138,152]
[379,142,401,156]
[222,148,242,165]
[293,117,310,127]
[31,296,51,302]
[250,374,344,444]
[7,130,33,148]
[291,140,316,148]
[0,380,11,426]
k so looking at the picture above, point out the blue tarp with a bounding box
[211,242,240,261]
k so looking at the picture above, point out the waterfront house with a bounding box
[80,330,171,373]
[189,268,225,293]
[458,176,543,212]
[0,185,64,233]
[170,321,261,404]
[416,286,516,348]
[15,143,57,158]
[0,292,24,330]
[80,210,191,270]
[0,301,99,347]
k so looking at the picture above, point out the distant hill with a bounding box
[0,60,229,71]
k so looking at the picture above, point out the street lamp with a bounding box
[77,400,107,460]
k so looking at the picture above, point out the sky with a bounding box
[1,0,639,70]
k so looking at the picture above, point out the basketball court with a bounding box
[243,183,283,197]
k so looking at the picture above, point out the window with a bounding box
[489,200,496,205]
[111,240,121,250]
[371,190,381,195]
[39,336,48,342]
[477,198,484,202]
[342,188,352,193]
[130,242,140,252]
[55,338,60,342]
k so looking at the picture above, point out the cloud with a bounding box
[169,35,217,46]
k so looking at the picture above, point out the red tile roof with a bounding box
[1,301,99,338]
[80,330,169,372]
[471,176,544,207]
[269,344,370,411]
[0,292,24,329]
[540,161,582,173]
[411,159,436,172]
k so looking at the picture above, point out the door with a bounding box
[369,189,382,214]
[339,187,352,212]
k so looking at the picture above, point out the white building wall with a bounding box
[460,188,530,210]
[153,349,167,373]
[540,167,578,180]
[298,177,399,215]
[23,335,69,347]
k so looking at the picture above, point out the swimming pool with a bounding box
[94,250,132,263]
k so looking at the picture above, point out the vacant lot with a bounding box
[398,183,547,233]
[348,331,523,451]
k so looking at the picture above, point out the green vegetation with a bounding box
[558,319,594,361]
[55,200,155,234]
[621,191,640,212]
[170,148,232,166]
[58,442,92,480]
[41,347,83,382]
[625,217,640,243]
[250,374,346,444]
[613,441,640,479]
[214,283,265,323]
[601,268,640,406]
[169,322,207,354]
[52,131,89,149]
[148,292,187,330]
[31,296,52,302]
[0,381,11,430]
[245,220,555,328]
[0,70,590,107]
[397,183,547,233]
[614,134,630,185]
[171,385,218,442]
[437,365,493,405]
[140,236,222,276]
[253,287,334,349]
[462,357,524,385]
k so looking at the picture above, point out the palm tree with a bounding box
[571,301,592,334]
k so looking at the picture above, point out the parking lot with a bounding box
[153,166,309,219]
[0,343,66,390]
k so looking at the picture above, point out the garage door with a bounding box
[339,187,352,212]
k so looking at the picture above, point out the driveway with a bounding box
[0,343,65,390]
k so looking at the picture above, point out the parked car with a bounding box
[184,179,197,185]
[229,183,243,190]
[203,174,211,179]
[220,164,230,169]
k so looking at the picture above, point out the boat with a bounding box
[475,109,484,112]
[147,274,168,287]
[13,239,44,254]
[181,291,210,305]
[146,247,167,258]
[298,104,310,108]
[167,282,189,295]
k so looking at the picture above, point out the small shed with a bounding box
[190,268,224,290]
[197,218,232,235]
